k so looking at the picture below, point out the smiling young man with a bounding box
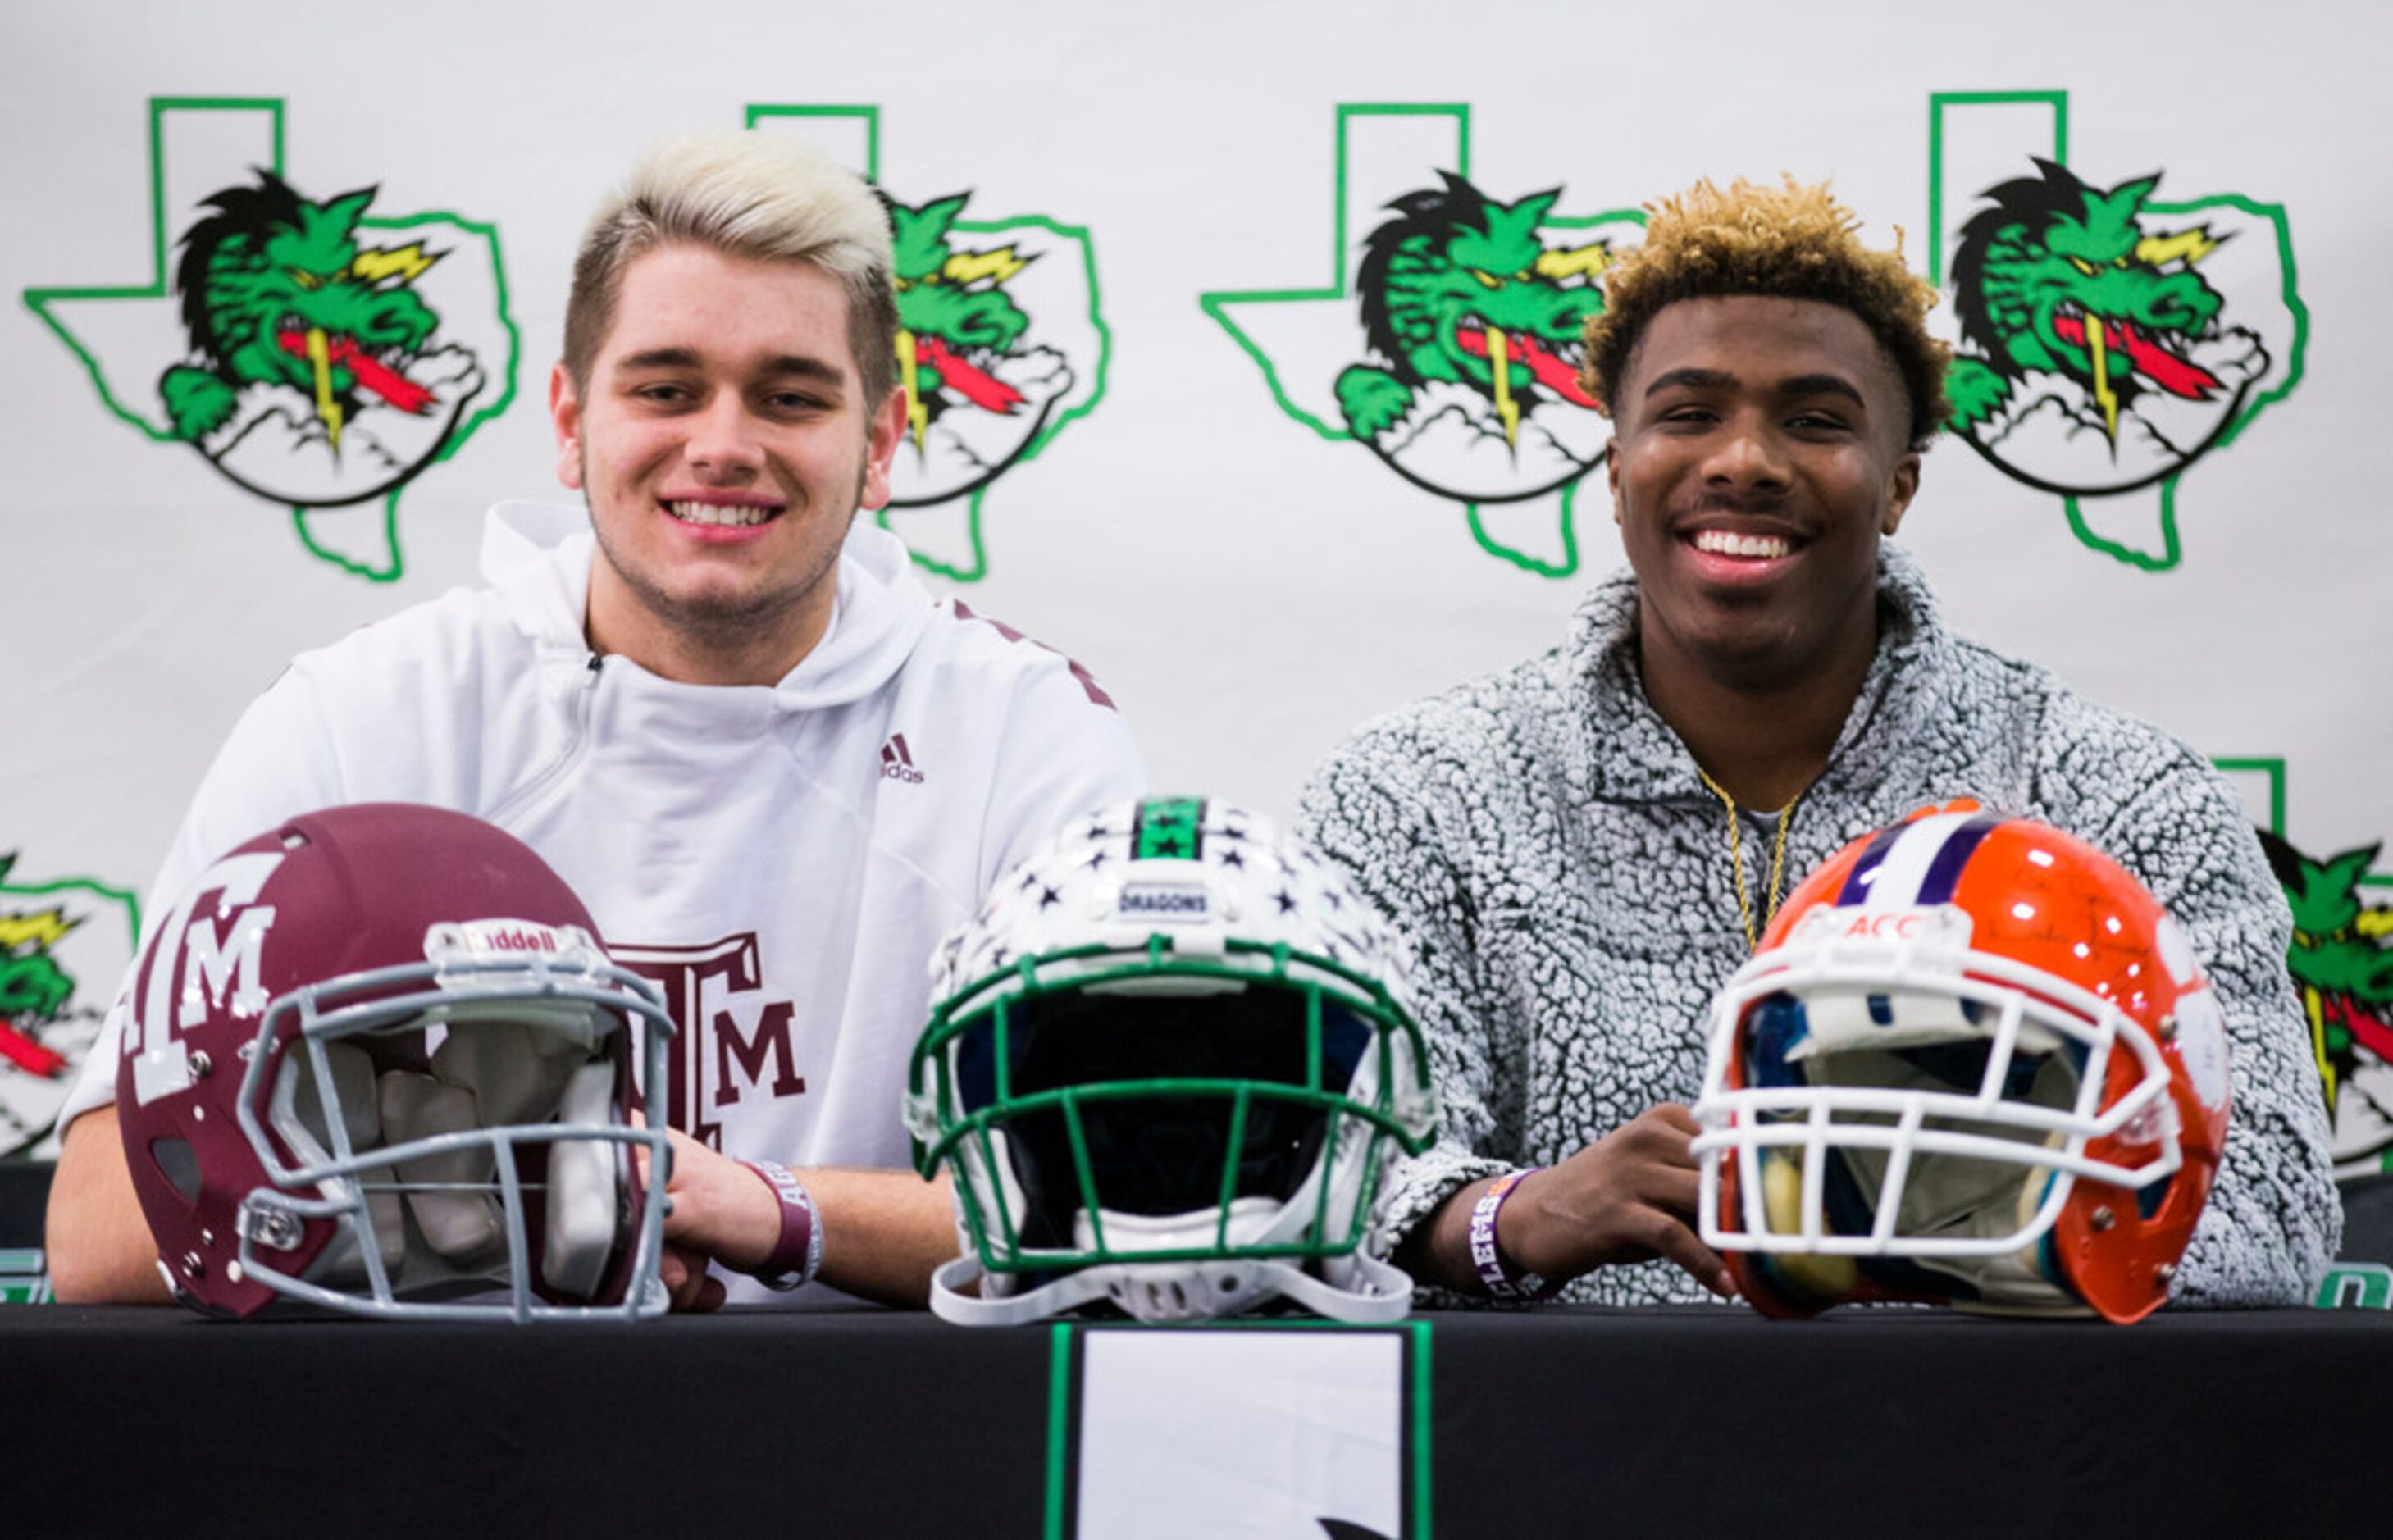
[1299,177,2337,1310]
[47,133,1146,1310]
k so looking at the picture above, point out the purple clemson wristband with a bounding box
[1467,1168,1558,1302]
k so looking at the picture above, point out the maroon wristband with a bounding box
[739,1160,823,1292]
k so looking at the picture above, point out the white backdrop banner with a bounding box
[2,0,2386,1164]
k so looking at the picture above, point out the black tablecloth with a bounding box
[10,1302,2389,1538]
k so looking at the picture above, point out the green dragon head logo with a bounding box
[1945,159,2272,496]
[2262,832,2393,1176]
[1335,173,1611,501]
[164,173,440,445]
[25,100,520,579]
[1,855,82,1150]
[0,890,75,1060]
[880,189,1080,510]
[0,852,133,1157]
[156,169,488,507]
[1201,107,1646,576]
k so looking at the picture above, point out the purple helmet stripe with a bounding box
[1835,822,1912,906]
[1916,814,2003,906]
[1838,812,1989,909]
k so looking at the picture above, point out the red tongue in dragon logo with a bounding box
[2331,994,2393,1066]
[0,1021,67,1078]
[912,334,1024,414]
[1454,326,1599,407]
[272,330,437,414]
[2049,315,2222,400]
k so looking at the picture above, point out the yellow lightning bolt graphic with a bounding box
[941,248,1028,286]
[349,244,441,285]
[895,330,928,449]
[1534,241,1613,282]
[1486,326,1520,447]
[2135,228,2219,268]
[0,907,78,951]
[2304,984,2336,1110]
[2084,317,2119,444]
[307,326,344,449]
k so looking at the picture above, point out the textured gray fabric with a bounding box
[1299,544,2340,1308]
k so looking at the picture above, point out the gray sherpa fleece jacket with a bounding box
[1300,544,2340,1308]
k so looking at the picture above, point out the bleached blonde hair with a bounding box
[563,130,897,404]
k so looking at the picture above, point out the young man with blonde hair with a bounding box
[1301,176,2337,1310]
[48,131,1144,1309]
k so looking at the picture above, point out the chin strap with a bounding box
[930,1255,1108,1326]
[929,1251,1418,1327]
[1288,1252,1415,1322]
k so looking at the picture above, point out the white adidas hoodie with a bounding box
[66,502,1146,1301]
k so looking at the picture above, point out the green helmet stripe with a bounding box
[1131,795,1206,861]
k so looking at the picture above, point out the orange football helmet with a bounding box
[1692,804,2231,1324]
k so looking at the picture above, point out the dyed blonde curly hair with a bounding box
[1580,177,1950,449]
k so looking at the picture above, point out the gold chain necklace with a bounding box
[1694,768,1804,952]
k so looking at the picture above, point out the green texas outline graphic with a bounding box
[23,97,520,583]
[1201,104,1643,579]
[746,104,1110,584]
[1928,91,2305,573]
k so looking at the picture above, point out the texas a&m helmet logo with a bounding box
[121,847,286,1109]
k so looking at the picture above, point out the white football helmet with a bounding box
[906,797,1437,1324]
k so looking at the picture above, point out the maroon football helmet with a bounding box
[115,804,675,1320]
